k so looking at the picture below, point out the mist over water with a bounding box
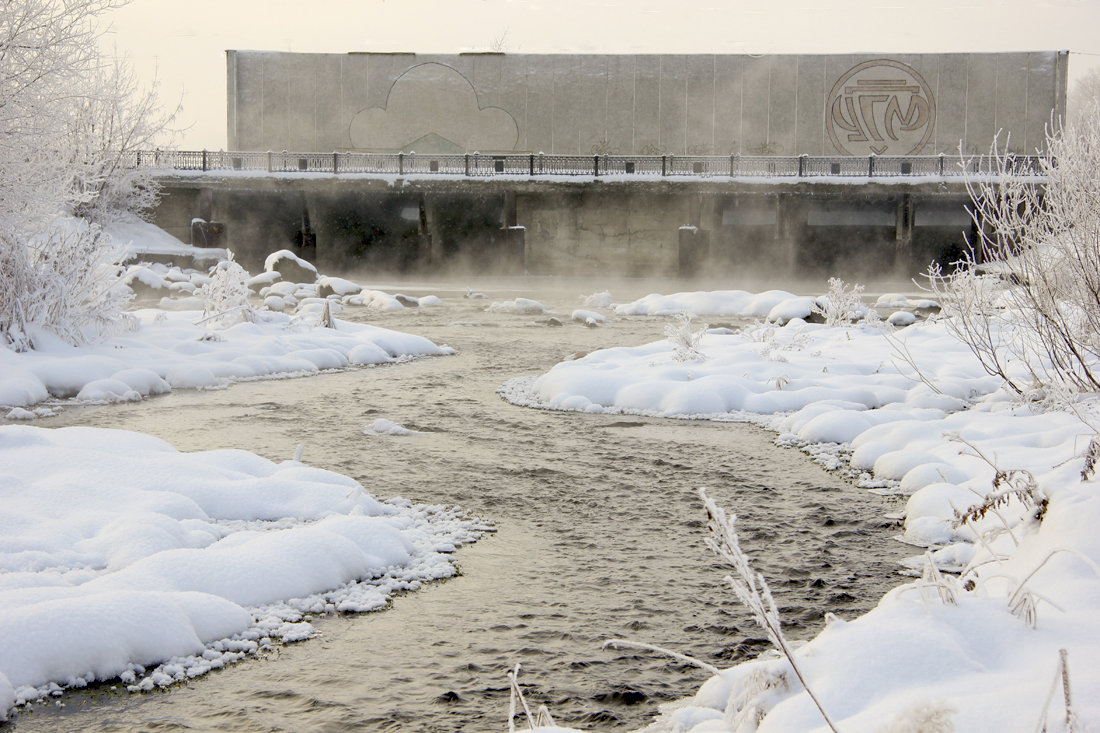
[14,278,912,732]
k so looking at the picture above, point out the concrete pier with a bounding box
[151,172,974,280]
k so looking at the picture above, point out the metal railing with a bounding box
[127,150,1047,180]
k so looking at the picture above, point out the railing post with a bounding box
[333,151,339,174]
[474,152,479,176]
[798,153,807,177]
[529,153,535,176]
[538,152,544,174]
[464,153,470,176]
[938,152,945,176]
[398,152,404,175]
[594,154,599,177]
[868,154,875,177]
[661,155,667,176]
[266,151,272,172]
[201,150,207,171]
[729,153,735,177]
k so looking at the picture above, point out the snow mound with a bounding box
[0,425,486,715]
[365,418,421,435]
[488,298,547,315]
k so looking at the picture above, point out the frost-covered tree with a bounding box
[0,0,173,350]
[927,105,1100,395]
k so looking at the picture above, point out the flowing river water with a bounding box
[11,278,911,732]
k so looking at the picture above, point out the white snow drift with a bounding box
[503,293,1100,732]
[0,425,484,719]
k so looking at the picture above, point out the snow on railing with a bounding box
[129,150,1047,179]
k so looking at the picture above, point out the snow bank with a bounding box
[0,309,453,410]
[614,289,801,319]
[0,425,485,718]
[109,217,225,264]
[488,297,548,315]
[502,294,1100,732]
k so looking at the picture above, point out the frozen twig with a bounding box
[507,664,536,730]
[1035,649,1076,732]
[700,488,841,733]
[603,639,722,676]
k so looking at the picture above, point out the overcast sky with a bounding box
[100,0,1100,150]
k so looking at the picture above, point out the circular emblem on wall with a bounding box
[826,59,936,156]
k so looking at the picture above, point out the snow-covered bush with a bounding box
[811,277,866,326]
[200,252,255,327]
[666,312,708,363]
[0,219,133,350]
[0,0,171,350]
[928,108,1100,395]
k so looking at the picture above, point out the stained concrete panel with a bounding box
[659,56,688,154]
[965,55,998,155]
[228,50,1066,157]
[339,55,372,143]
[769,56,798,155]
[741,56,772,154]
[686,56,716,155]
[499,57,530,151]
[524,57,554,153]
[633,56,661,154]
[901,54,938,154]
[996,53,1031,154]
[231,53,263,150]
[574,55,609,155]
[470,53,504,110]
[606,55,636,154]
[287,56,322,149]
[261,54,292,150]
[1026,52,1058,152]
[713,56,742,154]
[551,56,582,155]
[314,55,345,149]
[935,55,968,155]
[794,55,826,155]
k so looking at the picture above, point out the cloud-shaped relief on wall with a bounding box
[349,62,519,153]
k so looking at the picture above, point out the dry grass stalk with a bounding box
[700,488,841,733]
[1035,648,1076,732]
[602,639,722,676]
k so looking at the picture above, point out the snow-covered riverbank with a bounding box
[3,217,1097,729]
[0,222,487,720]
[502,290,1100,732]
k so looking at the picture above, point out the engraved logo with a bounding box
[826,59,936,156]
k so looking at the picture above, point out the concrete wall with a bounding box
[228,50,1067,157]
[152,175,978,281]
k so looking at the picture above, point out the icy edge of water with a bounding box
[8,501,492,714]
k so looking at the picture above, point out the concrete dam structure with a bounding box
[150,50,1067,278]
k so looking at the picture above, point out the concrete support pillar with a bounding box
[895,194,913,276]
[776,194,799,275]
[417,194,433,268]
[503,190,518,228]
[678,192,713,276]
[303,193,331,269]
[416,194,448,268]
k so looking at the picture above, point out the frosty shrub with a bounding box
[0,0,174,350]
[927,108,1100,394]
[200,252,255,327]
[811,277,865,326]
[666,312,708,362]
[0,219,133,350]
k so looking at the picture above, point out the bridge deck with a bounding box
[134,150,1044,180]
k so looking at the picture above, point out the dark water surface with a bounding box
[11,279,909,732]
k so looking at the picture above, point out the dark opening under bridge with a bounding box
[143,150,1043,280]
